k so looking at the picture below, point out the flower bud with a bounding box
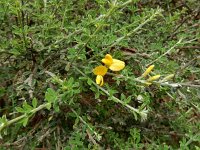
[161,74,174,82]
[144,82,152,86]
[142,65,154,77]
[147,75,161,82]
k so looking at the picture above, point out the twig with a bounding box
[71,108,102,141]
[88,8,162,61]
[107,72,200,88]
[2,119,41,147]
[110,9,162,48]
[0,103,51,132]
[174,56,199,81]
[147,38,183,66]
[185,133,200,146]
[73,66,142,116]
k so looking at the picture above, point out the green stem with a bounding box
[71,108,102,141]
[0,103,50,132]
[107,72,200,88]
[110,9,162,48]
[88,8,162,61]
[147,38,183,65]
[73,66,140,116]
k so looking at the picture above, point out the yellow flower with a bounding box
[93,65,108,86]
[101,54,125,71]
[141,65,154,77]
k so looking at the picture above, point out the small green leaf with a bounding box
[10,49,21,56]
[22,101,33,112]
[116,79,120,85]
[87,78,93,85]
[124,96,132,104]
[32,98,38,108]
[120,93,126,100]
[22,117,29,127]
[95,90,100,99]
[0,115,8,124]
[45,88,57,103]
[16,107,25,113]
[46,103,51,110]
[53,103,60,112]
[67,77,74,87]
[133,112,138,120]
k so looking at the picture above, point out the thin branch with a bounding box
[70,108,102,141]
[147,38,183,66]
[0,103,51,132]
[73,66,141,116]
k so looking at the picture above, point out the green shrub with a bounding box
[0,0,199,149]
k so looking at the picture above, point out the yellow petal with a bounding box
[142,65,155,77]
[101,54,113,66]
[105,54,113,60]
[100,76,104,86]
[102,58,113,66]
[96,75,101,84]
[96,75,104,86]
[109,59,125,71]
[93,65,108,76]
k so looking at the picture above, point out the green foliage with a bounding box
[0,0,199,149]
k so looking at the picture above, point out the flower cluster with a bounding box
[93,54,125,86]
